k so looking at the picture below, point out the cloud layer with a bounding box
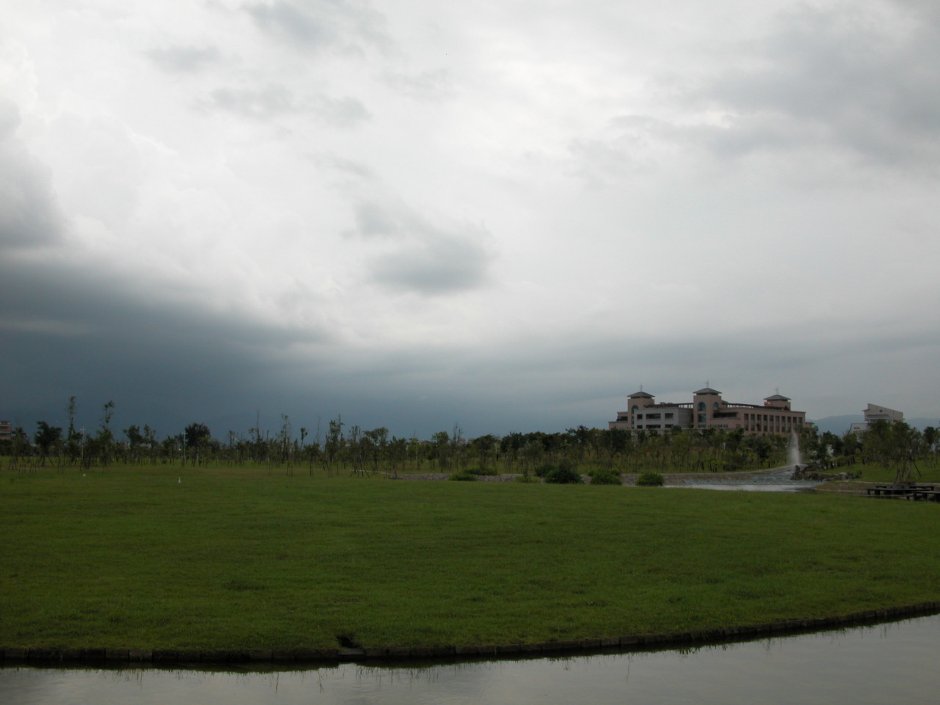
[1,0,938,438]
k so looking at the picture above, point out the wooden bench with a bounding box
[867,484,938,501]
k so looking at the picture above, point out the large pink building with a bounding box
[609,387,806,436]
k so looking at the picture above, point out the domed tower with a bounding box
[627,390,655,430]
[692,386,722,430]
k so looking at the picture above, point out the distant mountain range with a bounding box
[810,415,940,435]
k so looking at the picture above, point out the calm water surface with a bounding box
[3,615,938,704]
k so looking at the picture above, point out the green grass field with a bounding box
[1,466,939,653]
[840,457,940,483]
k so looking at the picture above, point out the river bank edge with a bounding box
[5,601,939,668]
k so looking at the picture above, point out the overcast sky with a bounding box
[2,0,939,439]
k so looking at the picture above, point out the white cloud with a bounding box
[244,0,392,56]
[147,44,221,73]
[0,99,63,248]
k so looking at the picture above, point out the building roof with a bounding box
[764,394,790,401]
[628,391,655,398]
[694,387,721,395]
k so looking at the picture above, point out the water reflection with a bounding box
[3,615,938,704]
[677,467,820,492]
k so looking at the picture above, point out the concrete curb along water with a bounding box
[3,602,939,667]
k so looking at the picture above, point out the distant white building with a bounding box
[848,403,904,434]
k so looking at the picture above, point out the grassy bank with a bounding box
[835,457,940,483]
[2,466,939,653]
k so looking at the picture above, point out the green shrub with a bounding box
[448,470,477,481]
[636,471,664,487]
[467,466,497,476]
[534,464,555,479]
[588,469,622,485]
[543,461,582,484]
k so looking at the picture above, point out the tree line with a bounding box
[2,397,936,478]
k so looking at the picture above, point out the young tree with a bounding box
[325,415,344,472]
[348,424,365,475]
[864,420,920,484]
[124,425,147,464]
[143,425,158,464]
[277,414,292,468]
[34,421,63,466]
[364,427,389,474]
[86,400,116,467]
[923,426,938,455]
[8,425,30,470]
[184,422,213,465]
[65,395,82,464]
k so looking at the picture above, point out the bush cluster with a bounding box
[536,460,583,484]
[588,469,622,485]
[636,471,664,486]
[448,470,478,481]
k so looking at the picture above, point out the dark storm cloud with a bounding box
[147,45,221,73]
[0,100,63,248]
[244,0,391,55]
[348,200,493,294]
[0,252,331,437]
[700,5,940,168]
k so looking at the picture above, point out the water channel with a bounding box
[3,614,938,704]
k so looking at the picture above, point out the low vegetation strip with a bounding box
[2,467,939,659]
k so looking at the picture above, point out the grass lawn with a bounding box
[1,465,939,652]
[837,457,940,483]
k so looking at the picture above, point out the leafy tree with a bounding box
[364,427,389,474]
[470,434,498,473]
[923,426,938,455]
[7,425,30,469]
[863,420,920,484]
[123,424,147,463]
[387,436,408,478]
[430,430,452,471]
[34,421,63,466]
[184,422,213,465]
[348,424,365,475]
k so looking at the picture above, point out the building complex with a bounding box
[609,387,806,436]
[848,403,904,435]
